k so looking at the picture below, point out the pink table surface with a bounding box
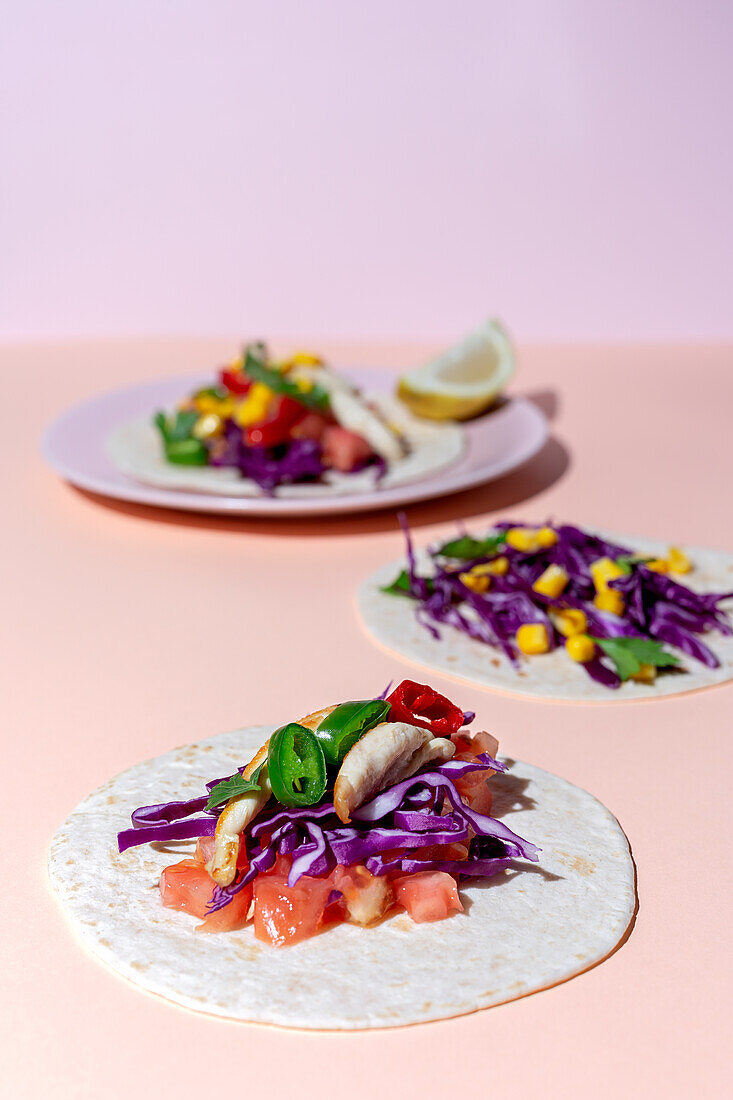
[3,338,732,1099]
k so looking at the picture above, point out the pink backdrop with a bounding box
[2,1,732,342]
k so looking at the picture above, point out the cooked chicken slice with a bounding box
[208,706,338,887]
[333,721,454,823]
[297,704,337,731]
[208,742,271,887]
[292,365,407,462]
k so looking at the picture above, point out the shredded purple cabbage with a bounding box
[118,749,537,916]
[206,419,383,493]
[394,515,733,689]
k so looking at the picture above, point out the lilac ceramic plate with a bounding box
[42,369,548,516]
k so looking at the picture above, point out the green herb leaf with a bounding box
[436,532,507,560]
[205,762,264,812]
[380,569,434,598]
[168,410,200,442]
[590,636,681,681]
[243,345,330,413]
[614,555,653,575]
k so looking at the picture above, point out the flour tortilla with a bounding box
[49,724,635,1029]
[106,393,464,498]
[358,531,733,702]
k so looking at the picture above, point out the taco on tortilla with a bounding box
[107,343,464,497]
[49,680,635,1027]
[358,518,733,702]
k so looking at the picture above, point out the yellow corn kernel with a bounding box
[667,546,691,573]
[631,663,657,684]
[192,413,223,441]
[551,608,588,637]
[294,377,315,393]
[506,527,541,552]
[193,394,233,418]
[594,590,625,616]
[566,634,596,663]
[291,351,322,366]
[646,559,669,574]
[459,571,491,594]
[590,556,625,593]
[533,563,569,598]
[470,556,509,577]
[233,382,273,427]
[536,526,558,548]
[282,351,322,370]
[516,623,550,655]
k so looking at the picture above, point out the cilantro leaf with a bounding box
[590,636,681,681]
[243,345,330,413]
[436,532,507,560]
[205,763,264,812]
[380,569,433,598]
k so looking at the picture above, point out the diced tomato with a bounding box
[160,859,213,919]
[194,835,216,864]
[393,870,464,923]
[322,426,374,472]
[331,864,394,926]
[160,854,253,933]
[245,396,306,447]
[197,883,252,934]
[450,729,499,760]
[291,411,332,442]
[219,366,252,395]
[455,770,493,815]
[253,873,334,947]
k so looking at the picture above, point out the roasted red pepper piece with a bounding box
[245,396,307,448]
[219,366,252,395]
[385,680,464,735]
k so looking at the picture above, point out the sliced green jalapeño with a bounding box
[267,723,327,807]
[164,438,209,465]
[314,699,390,766]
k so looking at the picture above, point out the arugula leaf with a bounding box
[380,569,433,598]
[436,532,507,560]
[614,555,653,575]
[590,636,681,681]
[205,763,264,812]
[243,345,330,413]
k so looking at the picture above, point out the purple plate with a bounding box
[42,369,548,516]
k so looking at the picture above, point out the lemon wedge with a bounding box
[397,319,515,420]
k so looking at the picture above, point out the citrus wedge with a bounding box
[397,319,515,420]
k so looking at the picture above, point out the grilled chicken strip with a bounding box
[292,365,407,462]
[207,705,338,887]
[333,721,454,824]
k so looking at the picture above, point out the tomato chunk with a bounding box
[253,874,334,947]
[160,856,252,933]
[450,729,499,760]
[393,870,464,923]
[160,859,214,919]
[455,770,493,815]
[322,426,373,472]
[194,835,216,864]
[291,411,331,442]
